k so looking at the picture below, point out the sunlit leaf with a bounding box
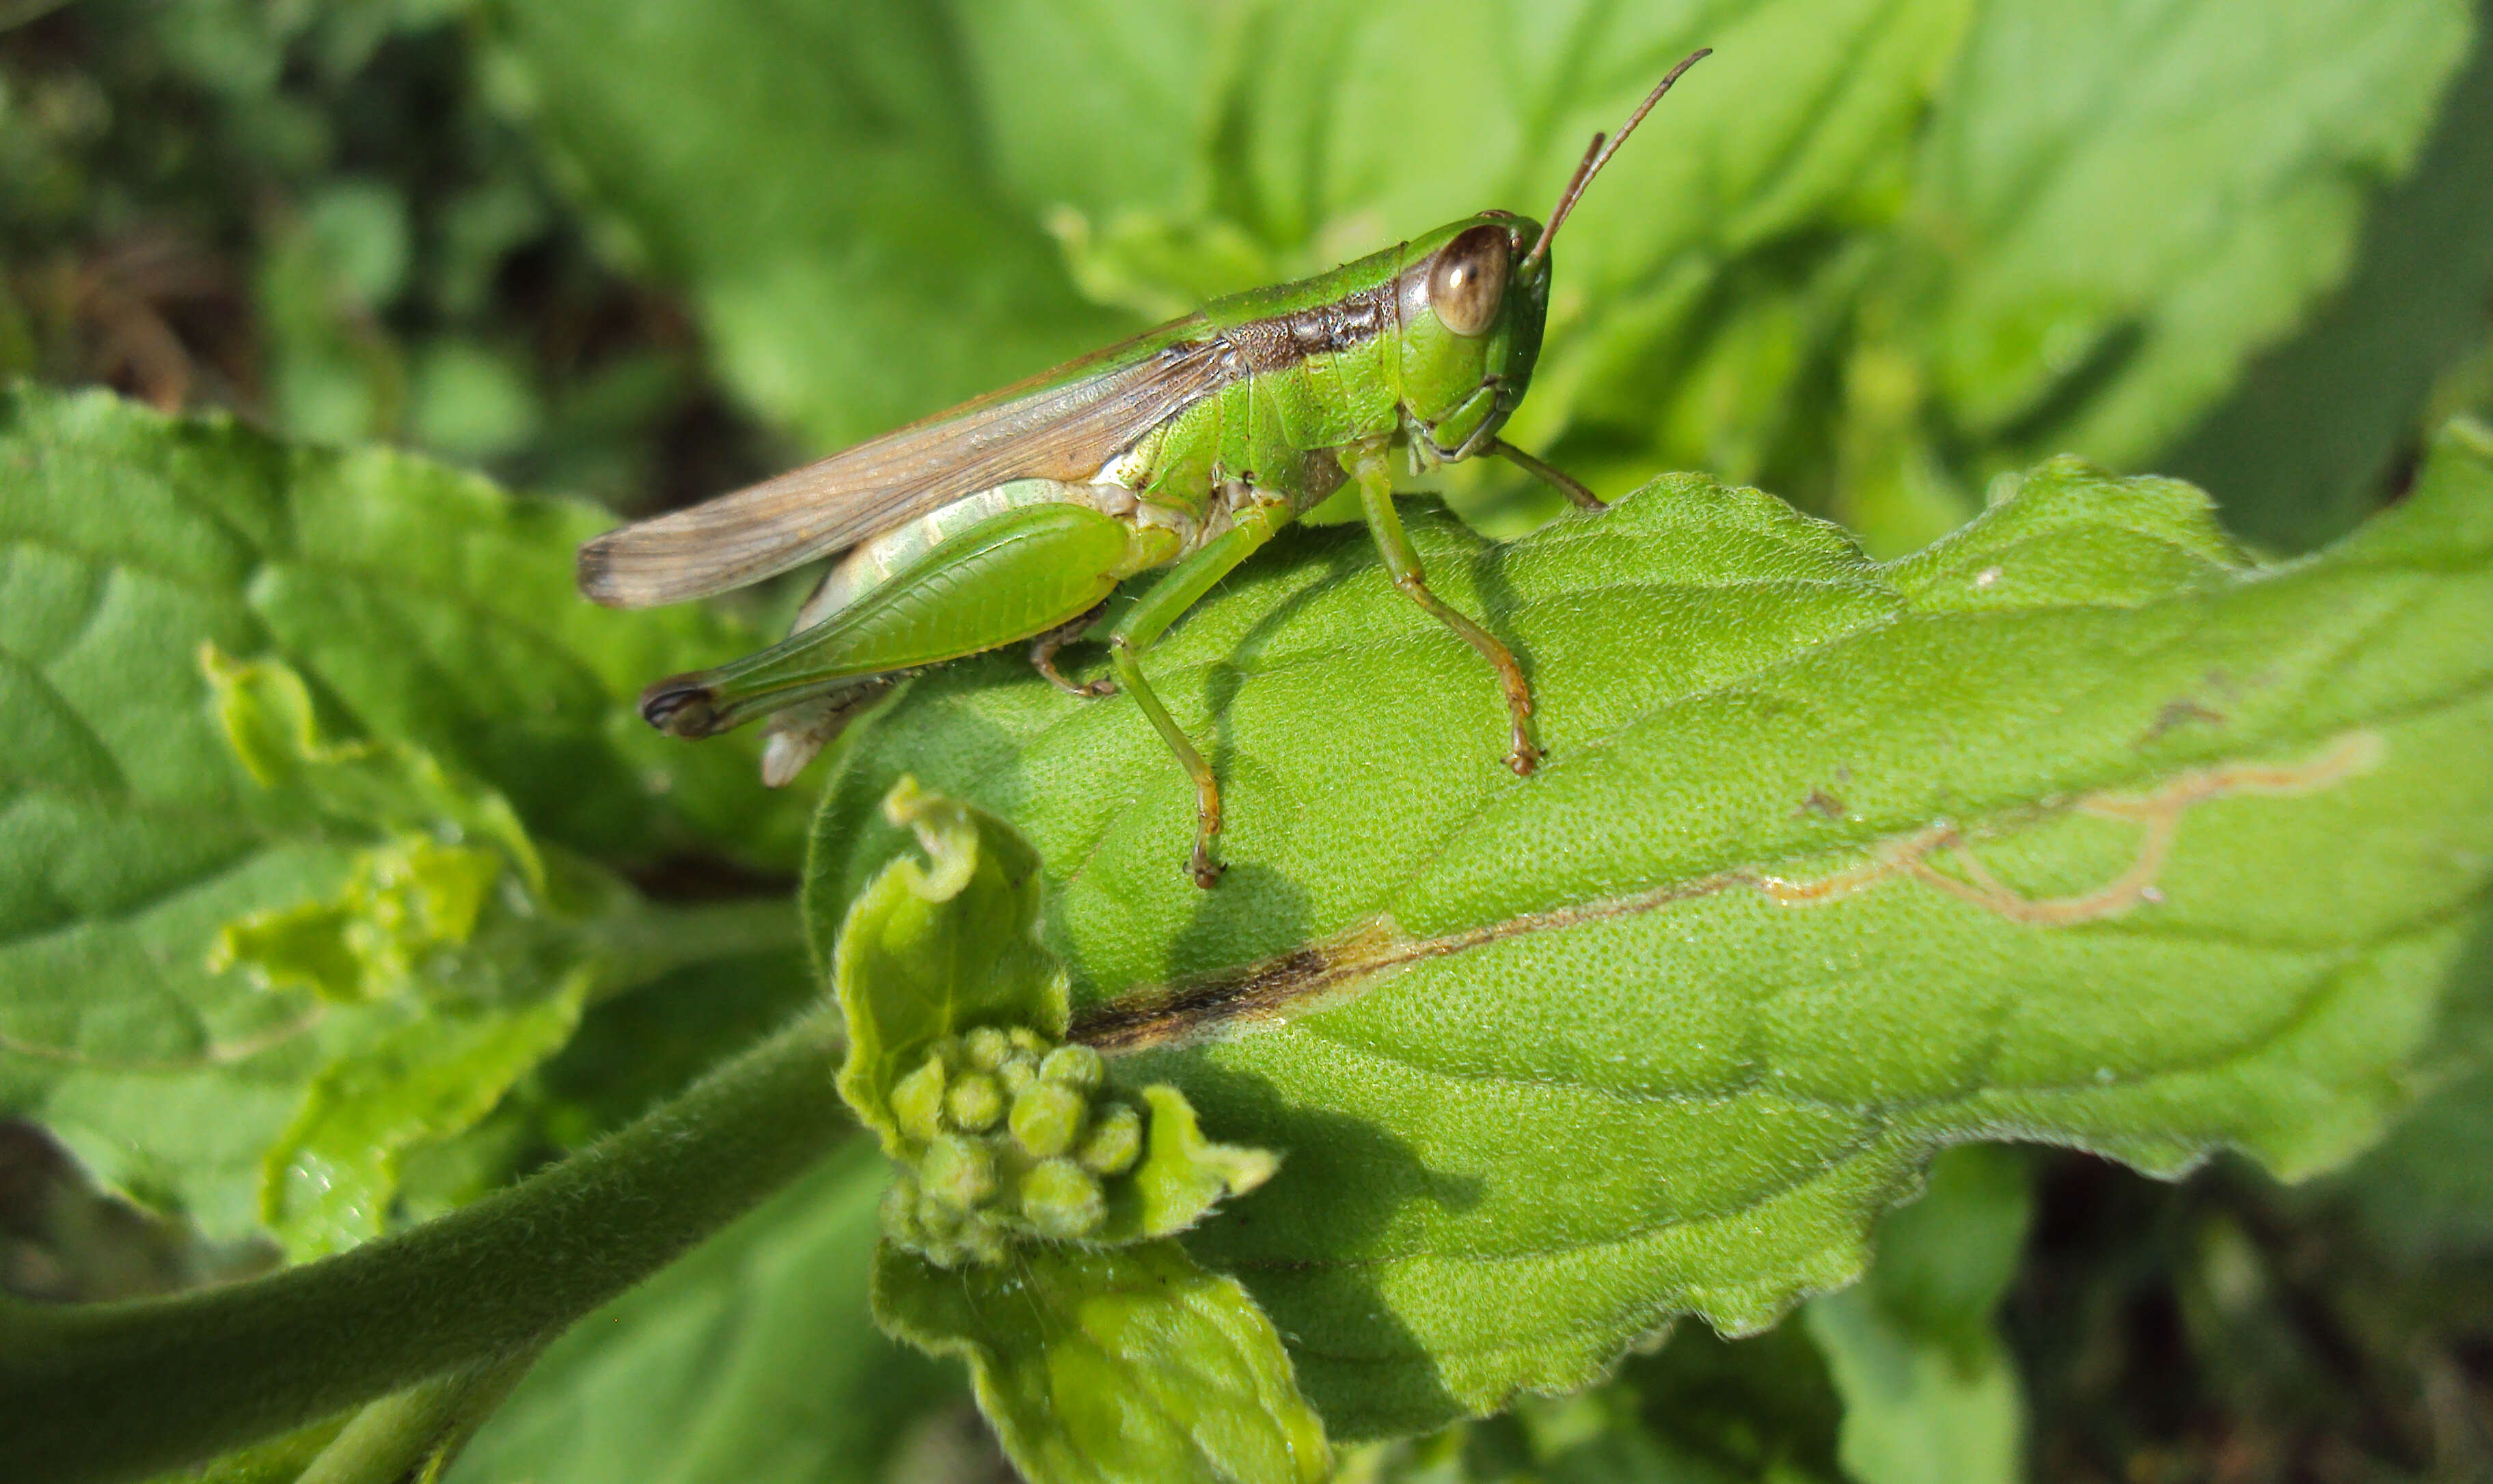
[810,426,2493,1437]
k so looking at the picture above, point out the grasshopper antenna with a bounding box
[1523,47,1711,269]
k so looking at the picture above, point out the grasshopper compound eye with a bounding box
[1428,223,1512,337]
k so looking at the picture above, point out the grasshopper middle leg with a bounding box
[1030,600,1117,698]
[1108,490,1296,888]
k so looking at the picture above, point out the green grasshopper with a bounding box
[581,50,1710,887]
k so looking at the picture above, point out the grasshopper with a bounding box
[580,50,1710,887]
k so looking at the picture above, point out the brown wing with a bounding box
[577,320,1231,608]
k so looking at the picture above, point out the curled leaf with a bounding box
[836,782,1281,1261]
[202,643,544,893]
[1106,1086,1280,1243]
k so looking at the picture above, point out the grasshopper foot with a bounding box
[1188,840,1227,890]
[1052,673,1119,700]
[1507,740,1543,776]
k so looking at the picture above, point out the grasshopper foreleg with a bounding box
[1030,600,1117,698]
[1348,439,1543,775]
[1488,437,1606,512]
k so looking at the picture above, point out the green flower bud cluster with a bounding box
[879,1025,1145,1266]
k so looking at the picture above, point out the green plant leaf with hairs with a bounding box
[873,1238,1330,1484]
[0,384,800,1241]
[807,422,2493,1439]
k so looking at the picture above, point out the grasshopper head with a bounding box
[1394,212,1549,462]
[1395,48,1709,465]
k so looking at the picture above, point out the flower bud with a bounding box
[962,1026,1012,1070]
[1039,1043,1103,1093]
[998,1056,1037,1095]
[1009,1026,1049,1057]
[922,1133,996,1210]
[889,1054,947,1144]
[1020,1158,1106,1239]
[1077,1102,1143,1176]
[1009,1081,1086,1159]
[944,1071,1003,1132]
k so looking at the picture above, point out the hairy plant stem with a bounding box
[295,1345,543,1484]
[0,1009,849,1484]
[596,892,808,996]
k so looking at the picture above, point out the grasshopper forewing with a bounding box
[577,322,1237,607]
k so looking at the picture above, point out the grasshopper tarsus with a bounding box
[1032,654,1118,700]
[1033,649,1117,698]
[1189,843,1227,890]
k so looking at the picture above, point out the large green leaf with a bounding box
[0,385,799,1236]
[807,424,2493,1438]
[445,1141,962,1484]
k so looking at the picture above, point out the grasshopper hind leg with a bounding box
[641,676,722,738]
[637,668,896,785]
[1106,484,1299,888]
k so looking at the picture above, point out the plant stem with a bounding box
[0,1009,849,1484]
[295,1345,544,1484]
[596,892,808,996]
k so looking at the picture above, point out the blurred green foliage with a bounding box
[5,1,2492,1482]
